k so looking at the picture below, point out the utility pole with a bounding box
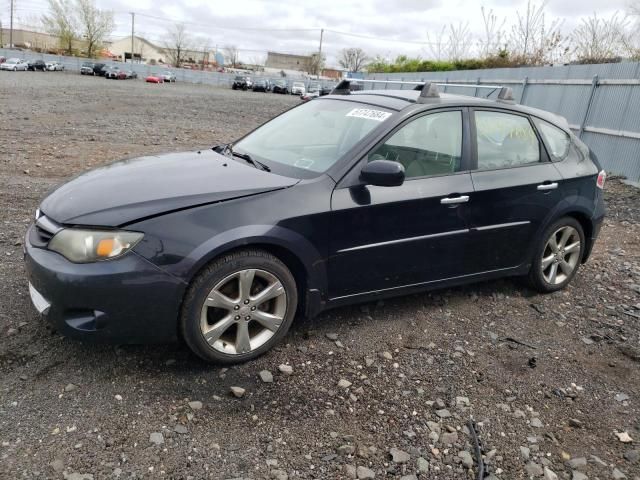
[130,12,135,63]
[317,28,324,78]
[10,0,14,48]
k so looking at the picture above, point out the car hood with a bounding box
[41,149,298,227]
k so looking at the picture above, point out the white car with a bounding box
[291,82,306,95]
[46,62,64,71]
[1,58,28,71]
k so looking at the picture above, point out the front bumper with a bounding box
[24,224,185,344]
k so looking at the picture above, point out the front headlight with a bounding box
[48,229,144,263]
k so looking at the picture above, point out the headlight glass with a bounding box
[48,229,144,263]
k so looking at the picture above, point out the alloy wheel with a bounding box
[200,269,287,355]
[541,226,581,285]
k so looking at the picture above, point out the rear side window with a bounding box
[474,111,540,170]
[532,118,570,160]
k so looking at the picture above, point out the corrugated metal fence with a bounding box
[364,64,640,181]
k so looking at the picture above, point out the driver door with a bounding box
[328,109,477,299]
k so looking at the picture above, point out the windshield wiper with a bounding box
[213,144,271,172]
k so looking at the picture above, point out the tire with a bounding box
[527,216,585,293]
[181,249,298,364]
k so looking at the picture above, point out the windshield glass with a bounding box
[234,99,392,176]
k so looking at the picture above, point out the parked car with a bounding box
[27,60,47,71]
[291,82,306,95]
[24,80,606,365]
[105,67,121,79]
[252,79,268,92]
[145,74,163,84]
[46,61,64,71]
[80,62,95,75]
[232,75,252,90]
[0,58,28,71]
[161,71,176,83]
[117,70,138,80]
[93,63,107,75]
[307,82,320,94]
[272,80,289,94]
[319,85,334,96]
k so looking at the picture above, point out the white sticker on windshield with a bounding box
[346,108,391,122]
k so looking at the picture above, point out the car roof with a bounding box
[324,89,570,130]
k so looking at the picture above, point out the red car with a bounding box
[145,75,163,84]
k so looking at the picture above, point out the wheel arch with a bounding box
[179,227,328,321]
[536,203,595,265]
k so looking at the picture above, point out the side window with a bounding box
[368,111,462,179]
[532,118,570,160]
[474,111,540,170]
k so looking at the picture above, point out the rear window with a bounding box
[532,118,570,160]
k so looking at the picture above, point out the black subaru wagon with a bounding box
[24,80,606,363]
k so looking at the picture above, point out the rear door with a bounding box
[328,108,477,299]
[468,108,563,272]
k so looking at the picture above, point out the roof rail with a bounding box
[330,78,515,103]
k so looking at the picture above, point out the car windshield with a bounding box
[7,58,19,63]
[234,99,392,177]
[293,82,304,87]
[82,62,93,67]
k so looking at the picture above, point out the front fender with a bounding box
[182,224,328,294]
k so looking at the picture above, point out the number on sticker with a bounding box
[346,108,391,122]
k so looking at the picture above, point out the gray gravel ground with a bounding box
[1,71,639,480]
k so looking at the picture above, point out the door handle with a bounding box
[537,182,558,191]
[441,195,470,205]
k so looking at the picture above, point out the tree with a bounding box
[425,26,447,61]
[445,22,473,61]
[571,12,628,63]
[224,45,240,68]
[41,0,78,55]
[164,23,191,67]
[479,7,506,58]
[508,0,566,65]
[338,48,369,72]
[306,52,324,76]
[76,0,113,58]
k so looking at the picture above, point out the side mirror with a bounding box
[360,160,405,187]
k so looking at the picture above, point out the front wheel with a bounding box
[181,249,298,364]
[528,217,585,293]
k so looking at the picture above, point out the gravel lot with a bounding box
[1,71,639,480]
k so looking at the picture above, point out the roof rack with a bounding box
[330,78,515,104]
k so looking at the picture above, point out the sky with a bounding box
[3,0,634,66]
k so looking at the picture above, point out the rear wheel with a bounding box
[528,217,585,293]
[181,249,298,364]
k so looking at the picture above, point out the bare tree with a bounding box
[164,23,192,68]
[338,48,369,72]
[425,25,447,60]
[224,45,240,68]
[479,7,506,58]
[625,2,640,58]
[307,52,325,76]
[445,22,473,61]
[508,0,566,65]
[571,12,629,63]
[41,0,78,54]
[76,0,113,58]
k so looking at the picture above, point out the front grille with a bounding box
[29,214,60,248]
[35,225,54,243]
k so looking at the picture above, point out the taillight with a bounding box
[596,170,606,189]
